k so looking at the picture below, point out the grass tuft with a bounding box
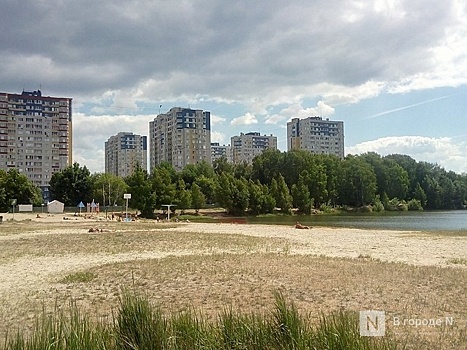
[60,271,97,284]
[447,258,467,265]
[2,291,398,350]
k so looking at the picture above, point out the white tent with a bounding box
[47,200,64,214]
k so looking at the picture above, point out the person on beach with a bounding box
[295,222,310,229]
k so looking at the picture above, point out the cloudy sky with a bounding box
[2,0,467,173]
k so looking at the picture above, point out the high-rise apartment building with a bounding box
[0,90,72,201]
[149,107,211,171]
[231,132,277,164]
[211,142,232,163]
[287,116,344,158]
[105,132,147,177]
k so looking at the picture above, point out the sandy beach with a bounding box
[1,212,465,266]
[0,212,465,299]
[0,212,466,348]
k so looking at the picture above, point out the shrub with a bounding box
[407,199,423,211]
[372,196,385,212]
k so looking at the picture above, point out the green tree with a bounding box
[422,175,442,209]
[261,184,276,214]
[180,161,214,187]
[49,163,92,206]
[150,163,177,209]
[413,182,427,208]
[90,173,128,207]
[251,149,282,185]
[194,175,216,204]
[175,179,192,214]
[215,173,249,215]
[301,165,327,208]
[248,180,264,215]
[180,164,198,186]
[385,162,410,200]
[282,150,310,187]
[319,154,342,206]
[0,169,42,211]
[190,183,206,213]
[233,161,253,180]
[385,154,419,197]
[291,175,312,214]
[215,173,234,211]
[125,165,156,217]
[248,180,276,215]
[231,177,250,215]
[271,174,292,214]
[338,156,376,206]
[213,157,233,175]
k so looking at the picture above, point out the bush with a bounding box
[407,199,423,211]
[319,202,334,213]
[372,196,385,212]
[386,198,408,211]
[358,205,373,213]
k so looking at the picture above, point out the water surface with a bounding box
[246,210,467,231]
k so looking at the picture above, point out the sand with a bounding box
[0,212,466,348]
[0,211,465,303]
[0,213,465,283]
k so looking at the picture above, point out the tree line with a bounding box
[2,150,466,215]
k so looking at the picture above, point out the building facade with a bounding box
[149,107,211,171]
[287,116,344,158]
[0,90,72,201]
[211,142,232,163]
[105,132,147,177]
[231,132,277,164]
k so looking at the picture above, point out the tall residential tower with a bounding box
[231,132,277,164]
[149,107,211,171]
[0,90,72,201]
[211,142,232,163]
[105,132,147,177]
[287,116,344,158]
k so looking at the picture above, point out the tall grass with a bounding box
[2,292,396,350]
[3,303,113,350]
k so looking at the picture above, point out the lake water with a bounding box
[246,211,467,231]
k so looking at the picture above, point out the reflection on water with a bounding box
[246,211,467,231]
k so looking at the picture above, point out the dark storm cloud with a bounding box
[0,0,461,102]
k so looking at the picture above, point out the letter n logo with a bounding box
[359,310,385,336]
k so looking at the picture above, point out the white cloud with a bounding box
[73,113,154,173]
[2,1,467,174]
[282,101,336,123]
[347,136,467,173]
[265,114,286,125]
[210,114,227,126]
[210,131,226,144]
[230,113,258,126]
[265,100,338,125]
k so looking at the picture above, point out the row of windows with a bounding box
[8,99,65,106]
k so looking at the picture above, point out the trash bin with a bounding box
[0,216,3,223]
